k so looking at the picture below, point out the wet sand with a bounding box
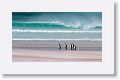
[12,40,102,62]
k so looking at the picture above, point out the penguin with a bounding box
[58,43,61,50]
[73,44,76,50]
[72,43,74,50]
[70,43,72,50]
[65,43,67,50]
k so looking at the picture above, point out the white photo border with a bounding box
[0,0,114,74]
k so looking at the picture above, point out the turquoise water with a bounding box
[12,12,102,41]
[12,22,102,30]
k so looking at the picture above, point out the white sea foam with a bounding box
[12,29,102,33]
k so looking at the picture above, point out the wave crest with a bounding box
[13,22,102,30]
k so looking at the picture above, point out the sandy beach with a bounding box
[12,40,102,62]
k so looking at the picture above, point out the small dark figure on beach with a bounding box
[72,43,76,50]
[72,43,74,50]
[58,43,61,50]
[70,43,73,50]
[65,43,67,50]
[73,44,76,50]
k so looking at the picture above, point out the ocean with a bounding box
[12,12,102,41]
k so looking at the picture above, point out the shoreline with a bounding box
[12,40,102,48]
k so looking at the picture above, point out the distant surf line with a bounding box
[12,29,102,33]
[12,38,102,41]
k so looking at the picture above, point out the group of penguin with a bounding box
[58,43,76,50]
